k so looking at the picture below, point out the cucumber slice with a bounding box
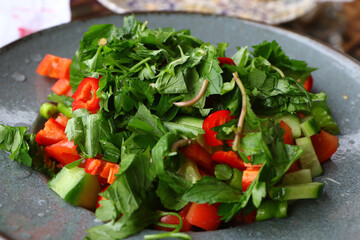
[48,166,101,210]
[256,200,288,221]
[275,114,301,139]
[268,182,324,200]
[281,169,312,185]
[300,116,320,137]
[295,137,323,178]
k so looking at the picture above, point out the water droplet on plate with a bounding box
[11,72,26,82]
[38,199,48,206]
[31,54,42,62]
[37,212,45,217]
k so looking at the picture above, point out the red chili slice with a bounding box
[72,77,100,114]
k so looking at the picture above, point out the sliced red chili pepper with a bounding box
[72,77,100,114]
[217,57,235,67]
[211,150,246,171]
[43,138,81,166]
[35,118,66,146]
[203,110,236,147]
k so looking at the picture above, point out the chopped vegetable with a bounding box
[186,203,222,231]
[35,118,66,145]
[311,130,339,163]
[36,54,72,79]
[51,78,72,96]
[0,15,341,240]
[203,110,236,147]
[72,77,100,114]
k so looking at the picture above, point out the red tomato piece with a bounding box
[203,110,237,147]
[85,158,102,175]
[232,209,257,225]
[303,75,313,92]
[217,57,235,67]
[55,113,69,128]
[311,130,338,163]
[51,78,71,96]
[35,118,66,146]
[186,203,222,231]
[107,164,120,184]
[279,120,294,145]
[44,139,81,166]
[155,204,193,232]
[36,54,72,79]
[72,77,100,114]
[211,150,246,171]
[99,162,120,184]
[242,168,260,192]
[36,54,59,76]
[180,143,214,174]
[286,160,301,173]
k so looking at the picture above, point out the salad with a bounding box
[0,15,339,239]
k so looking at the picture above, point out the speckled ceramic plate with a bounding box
[1,13,360,240]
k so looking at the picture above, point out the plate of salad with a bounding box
[1,13,360,240]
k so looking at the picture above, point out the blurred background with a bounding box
[1,0,359,61]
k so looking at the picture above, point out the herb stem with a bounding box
[144,232,192,240]
[232,72,247,152]
[270,65,285,78]
[173,79,209,107]
[171,139,195,152]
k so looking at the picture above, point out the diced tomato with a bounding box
[72,77,100,114]
[232,209,257,225]
[211,150,246,171]
[303,75,313,92]
[51,78,71,96]
[286,160,301,173]
[36,54,72,79]
[85,158,102,175]
[279,120,294,145]
[107,164,120,184]
[203,110,237,147]
[297,112,306,119]
[186,203,221,231]
[217,57,236,67]
[155,204,193,232]
[44,138,81,166]
[99,162,119,184]
[242,168,260,192]
[180,143,214,174]
[311,130,338,163]
[55,113,69,128]
[35,118,66,146]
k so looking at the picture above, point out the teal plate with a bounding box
[1,13,360,240]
